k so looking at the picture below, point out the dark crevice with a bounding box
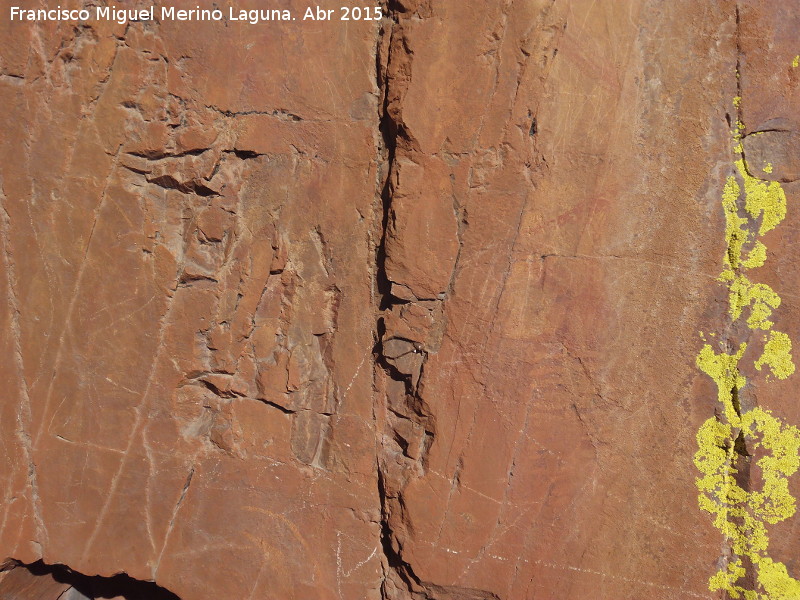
[731,384,742,417]
[120,163,151,176]
[3,560,180,600]
[377,470,422,593]
[198,379,242,399]
[124,148,210,160]
[386,0,409,14]
[734,430,750,457]
[374,0,423,311]
[375,37,399,311]
[206,105,303,121]
[165,467,195,535]
[257,398,296,414]
[229,149,262,160]
[178,273,218,285]
[734,3,742,127]
[373,4,501,600]
[745,127,792,135]
[146,174,219,197]
[181,369,235,380]
[375,5,416,597]
[714,7,757,599]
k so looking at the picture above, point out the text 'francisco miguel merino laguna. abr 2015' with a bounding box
[8,5,384,24]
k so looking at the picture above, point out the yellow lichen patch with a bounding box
[696,343,747,423]
[764,163,773,174]
[793,55,799,68]
[759,558,800,600]
[709,559,746,595]
[695,98,799,598]
[742,241,767,269]
[735,158,787,236]
[755,332,795,380]
[721,174,748,272]
[727,274,780,330]
[695,409,800,597]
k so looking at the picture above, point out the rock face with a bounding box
[2,0,800,599]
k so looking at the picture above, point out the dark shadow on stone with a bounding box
[6,560,180,600]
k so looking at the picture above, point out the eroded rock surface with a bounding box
[1,0,800,599]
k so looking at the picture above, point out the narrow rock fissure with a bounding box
[372,4,499,599]
[375,3,401,312]
[373,3,433,597]
[377,470,424,592]
[734,4,742,114]
[717,8,744,584]
[145,174,219,197]
[375,5,419,595]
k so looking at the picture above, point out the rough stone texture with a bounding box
[0,565,71,600]
[0,2,381,598]
[1,0,800,599]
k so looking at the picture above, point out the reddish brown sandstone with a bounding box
[1,0,800,599]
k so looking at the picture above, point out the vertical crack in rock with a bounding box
[375,5,420,597]
[725,5,756,590]
[693,13,800,595]
[375,2,431,598]
[373,3,498,599]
